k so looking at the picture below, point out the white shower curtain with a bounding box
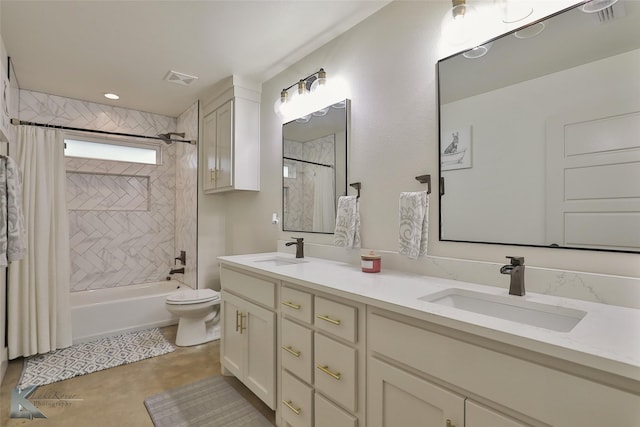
[8,126,72,359]
[312,167,335,232]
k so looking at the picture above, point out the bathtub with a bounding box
[70,280,189,344]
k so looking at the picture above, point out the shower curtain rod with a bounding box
[283,156,333,168]
[10,118,192,144]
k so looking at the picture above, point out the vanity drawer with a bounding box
[220,267,276,309]
[314,333,357,412]
[315,392,357,427]
[282,370,313,427]
[281,285,313,324]
[315,296,357,343]
[281,318,313,384]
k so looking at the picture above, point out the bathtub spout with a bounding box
[170,267,185,274]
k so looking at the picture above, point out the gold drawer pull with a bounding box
[240,313,246,333]
[317,314,341,325]
[317,364,341,380]
[281,345,301,357]
[282,399,301,415]
[235,310,241,332]
[282,301,301,310]
[446,420,455,427]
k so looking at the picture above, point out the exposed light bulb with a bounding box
[441,1,481,45]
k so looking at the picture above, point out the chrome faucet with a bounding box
[285,237,304,258]
[500,256,525,296]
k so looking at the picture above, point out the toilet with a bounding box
[165,288,221,347]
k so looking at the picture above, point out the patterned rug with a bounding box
[18,328,175,389]
[144,376,274,427]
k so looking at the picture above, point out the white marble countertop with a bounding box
[218,252,640,384]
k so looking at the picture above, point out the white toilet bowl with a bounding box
[165,288,221,346]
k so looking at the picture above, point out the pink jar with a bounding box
[361,252,381,273]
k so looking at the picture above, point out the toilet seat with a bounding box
[166,289,220,305]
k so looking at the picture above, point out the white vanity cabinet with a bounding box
[200,76,260,194]
[367,308,640,427]
[220,267,277,409]
[279,283,364,427]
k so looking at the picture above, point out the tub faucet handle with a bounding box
[175,250,186,266]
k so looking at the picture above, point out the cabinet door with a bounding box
[367,357,464,427]
[202,110,217,192]
[244,298,276,409]
[221,292,243,378]
[215,100,233,190]
[466,400,531,427]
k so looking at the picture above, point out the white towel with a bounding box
[0,156,27,266]
[334,195,361,248]
[399,191,429,260]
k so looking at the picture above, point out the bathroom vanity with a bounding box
[218,253,640,427]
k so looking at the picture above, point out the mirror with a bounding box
[282,100,349,233]
[438,1,640,253]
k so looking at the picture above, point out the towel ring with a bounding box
[349,182,361,198]
[415,175,431,194]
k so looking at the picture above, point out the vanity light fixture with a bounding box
[104,93,120,100]
[441,0,481,45]
[274,68,347,122]
[495,0,533,24]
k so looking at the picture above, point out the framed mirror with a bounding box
[438,1,640,253]
[282,100,349,233]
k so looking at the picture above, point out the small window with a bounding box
[64,136,160,165]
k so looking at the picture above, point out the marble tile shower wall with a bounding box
[175,102,198,289]
[283,136,335,230]
[66,154,176,291]
[20,90,179,292]
[19,90,175,136]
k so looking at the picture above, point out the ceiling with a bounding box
[0,1,391,118]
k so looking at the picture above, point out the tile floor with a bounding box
[0,326,275,426]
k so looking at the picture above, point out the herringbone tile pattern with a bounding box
[67,151,175,292]
[67,172,149,211]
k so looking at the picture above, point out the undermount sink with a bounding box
[254,257,308,267]
[419,288,586,332]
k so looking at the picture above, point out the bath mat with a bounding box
[144,376,274,427]
[18,328,174,389]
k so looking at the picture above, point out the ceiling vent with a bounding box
[592,1,626,23]
[163,70,199,86]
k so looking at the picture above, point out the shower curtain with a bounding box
[312,167,335,232]
[8,126,72,359]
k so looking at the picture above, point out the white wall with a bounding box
[230,0,638,280]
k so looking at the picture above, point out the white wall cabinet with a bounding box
[220,267,277,409]
[200,76,260,194]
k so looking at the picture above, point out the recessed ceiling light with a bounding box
[514,22,546,39]
[104,93,120,100]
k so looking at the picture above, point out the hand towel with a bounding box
[399,191,429,260]
[334,195,361,248]
[0,156,27,266]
